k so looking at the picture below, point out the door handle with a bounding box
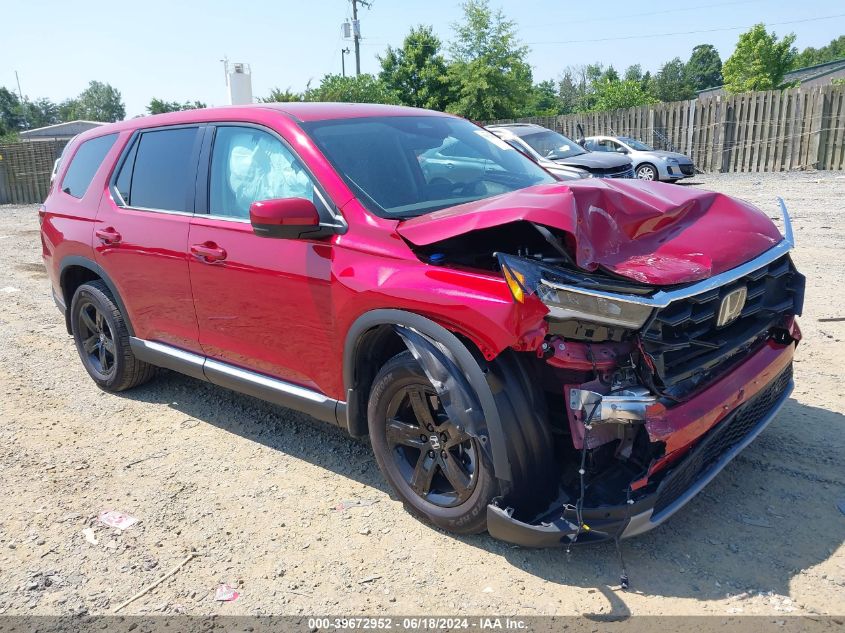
[190,242,227,263]
[95,227,121,245]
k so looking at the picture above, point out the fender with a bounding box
[343,309,512,482]
[58,256,135,337]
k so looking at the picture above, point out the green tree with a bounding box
[304,74,399,104]
[602,66,620,83]
[686,44,723,91]
[379,25,449,110]
[24,98,61,128]
[0,87,25,136]
[58,99,80,122]
[64,81,126,122]
[259,88,303,103]
[528,79,561,116]
[147,98,207,114]
[651,57,696,101]
[445,0,533,120]
[793,35,845,68]
[557,71,580,114]
[723,24,796,93]
[624,64,644,83]
[591,79,656,111]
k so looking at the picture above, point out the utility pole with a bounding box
[349,0,370,76]
[15,71,27,129]
[14,71,24,102]
[341,47,350,77]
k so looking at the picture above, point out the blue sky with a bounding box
[4,0,844,118]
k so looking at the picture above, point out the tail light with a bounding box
[38,204,46,226]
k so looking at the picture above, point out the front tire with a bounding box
[368,352,498,534]
[368,350,557,535]
[636,163,658,181]
[70,280,156,392]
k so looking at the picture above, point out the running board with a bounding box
[129,337,343,426]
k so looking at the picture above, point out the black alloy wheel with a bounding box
[385,383,478,507]
[70,280,156,392]
[368,351,499,534]
[76,300,117,379]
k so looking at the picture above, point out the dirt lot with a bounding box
[0,172,843,618]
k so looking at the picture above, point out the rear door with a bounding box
[95,125,204,353]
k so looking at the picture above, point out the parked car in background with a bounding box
[487,123,634,179]
[584,135,695,182]
[49,159,61,184]
[42,103,802,548]
[421,135,590,182]
[50,138,75,185]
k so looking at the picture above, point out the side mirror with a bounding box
[249,198,322,239]
[617,147,629,154]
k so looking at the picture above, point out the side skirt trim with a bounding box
[129,337,342,426]
[130,338,207,381]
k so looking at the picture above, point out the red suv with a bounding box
[41,104,803,546]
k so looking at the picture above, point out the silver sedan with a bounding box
[583,135,695,182]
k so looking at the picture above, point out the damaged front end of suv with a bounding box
[396,180,804,546]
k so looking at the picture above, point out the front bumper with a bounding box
[487,341,795,547]
[662,161,695,180]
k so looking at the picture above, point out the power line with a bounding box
[525,12,845,45]
[521,0,763,29]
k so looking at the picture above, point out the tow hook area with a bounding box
[568,387,657,426]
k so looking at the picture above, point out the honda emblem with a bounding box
[716,286,747,327]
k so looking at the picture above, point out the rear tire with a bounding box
[70,280,156,392]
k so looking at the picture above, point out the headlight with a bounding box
[536,284,653,328]
[499,253,653,329]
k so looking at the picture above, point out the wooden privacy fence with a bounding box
[0,140,67,205]
[489,84,845,173]
[1,86,844,205]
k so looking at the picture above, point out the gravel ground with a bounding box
[0,171,843,618]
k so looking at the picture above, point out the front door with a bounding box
[95,125,204,353]
[188,125,335,392]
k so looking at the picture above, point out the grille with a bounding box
[594,165,635,179]
[652,363,792,516]
[642,254,803,390]
[680,164,694,175]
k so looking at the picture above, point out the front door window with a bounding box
[209,126,316,219]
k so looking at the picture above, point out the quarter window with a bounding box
[209,126,316,219]
[60,133,118,198]
[115,127,199,212]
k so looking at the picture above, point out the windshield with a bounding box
[302,116,555,218]
[520,130,586,160]
[619,137,653,151]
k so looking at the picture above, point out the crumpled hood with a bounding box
[397,179,784,285]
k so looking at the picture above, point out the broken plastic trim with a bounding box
[394,325,492,459]
[569,387,657,425]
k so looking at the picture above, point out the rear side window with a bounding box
[60,133,118,198]
[115,127,199,212]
